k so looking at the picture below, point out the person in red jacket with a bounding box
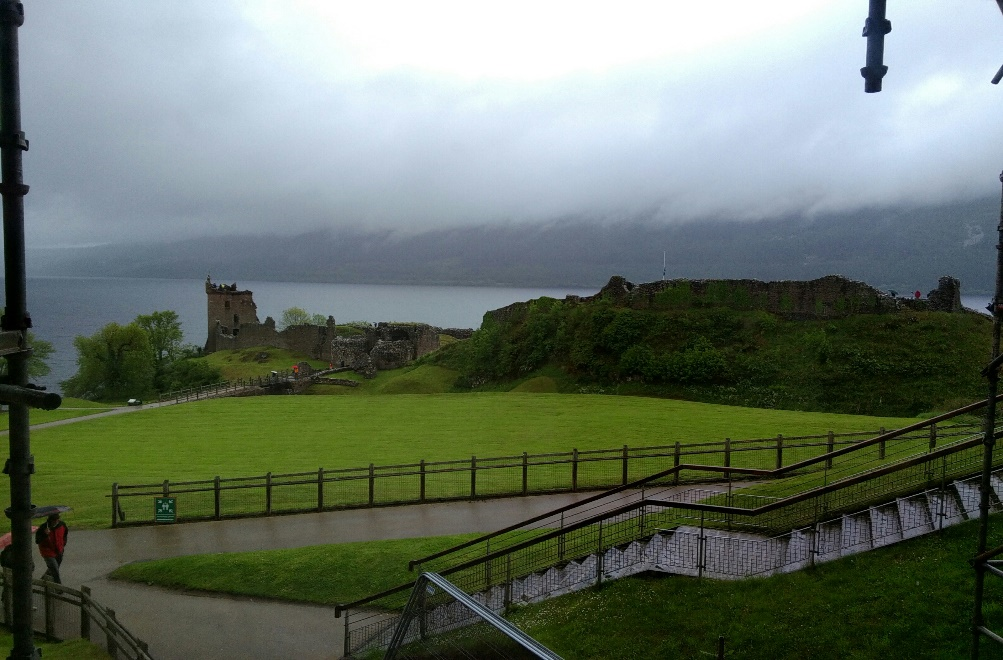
[35,513,68,584]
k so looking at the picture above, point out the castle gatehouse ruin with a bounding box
[204,277,472,375]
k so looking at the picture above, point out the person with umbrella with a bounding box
[34,511,68,584]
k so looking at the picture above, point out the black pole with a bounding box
[0,2,37,658]
[861,0,891,93]
[972,171,1003,659]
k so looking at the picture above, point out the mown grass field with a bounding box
[0,397,119,431]
[12,391,915,529]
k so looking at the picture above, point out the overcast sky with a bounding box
[14,1,1003,247]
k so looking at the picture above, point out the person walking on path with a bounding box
[35,513,68,584]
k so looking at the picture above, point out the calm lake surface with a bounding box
[2,277,599,394]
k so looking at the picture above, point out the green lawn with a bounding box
[0,630,109,659]
[0,397,118,431]
[15,394,916,529]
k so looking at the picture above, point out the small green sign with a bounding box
[155,497,176,523]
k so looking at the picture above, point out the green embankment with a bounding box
[19,394,912,529]
[431,296,992,417]
[113,518,989,659]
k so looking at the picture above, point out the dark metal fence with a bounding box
[108,423,979,527]
[337,409,996,657]
[0,572,152,659]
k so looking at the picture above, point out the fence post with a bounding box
[724,438,731,479]
[826,431,835,469]
[470,456,477,498]
[162,479,169,497]
[879,427,886,460]
[80,585,91,640]
[572,449,579,492]
[214,476,221,520]
[596,518,604,586]
[107,608,119,658]
[929,423,937,451]
[369,464,375,506]
[674,442,681,485]
[698,511,706,579]
[622,445,629,485]
[775,435,783,470]
[522,453,528,495]
[44,583,54,639]
[265,472,273,515]
[111,483,119,528]
[419,460,426,502]
[317,468,324,512]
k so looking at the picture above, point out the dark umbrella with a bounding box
[31,505,71,519]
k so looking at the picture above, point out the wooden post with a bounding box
[317,468,324,512]
[470,456,477,498]
[44,583,54,639]
[929,423,937,451]
[826,431,835,469]
[107,608,119,658]
[80,585,91,640]
[214,476,221,520]
[419,460,426,502]
[674,442,681,485]
[368,464,375,506]
[879,427,886,460]
[572,449,579,492]
[265,472,273,515]
[622,445,629,485]
[775,435,783,470]
[522,453,528,495]
[724,438,731,479]
[162,479,169,497]
[111,483,119,528]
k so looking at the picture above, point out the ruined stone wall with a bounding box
[205,278,261,352]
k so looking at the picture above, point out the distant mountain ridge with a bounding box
[28,196,998,293]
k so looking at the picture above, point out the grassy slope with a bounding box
[202,345,329,380]
[0,397,118,431]
[112,518,990,659]
[21,394,915,528]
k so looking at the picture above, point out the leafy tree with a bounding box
[136,310,183,390]
[0,331,54,380]
[280,307,328,329]
[161,358,222,392]
[61,322,154,401]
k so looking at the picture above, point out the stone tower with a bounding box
[204,276,260,352]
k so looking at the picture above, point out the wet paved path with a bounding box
[58,492,625,659]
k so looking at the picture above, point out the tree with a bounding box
[61,322,154,401]
[0,331,53,380]
[279,307,328,330]
[135,310,183,390]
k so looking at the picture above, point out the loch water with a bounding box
[3,277,598,395]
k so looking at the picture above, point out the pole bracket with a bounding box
[0,182,28,196]
[0,2,23,28]
[1,456,33,476]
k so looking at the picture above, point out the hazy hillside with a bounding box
[29,197,998,293]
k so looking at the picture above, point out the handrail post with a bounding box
[470,455,477,498]
[419,460,426,502]
[214,476,221,520]
[80,585,91,640]
[107,608,119,658]
[826,431,835,469]
[317,468,324,512]
[43,582,54,640]
[522,452,528,495]
[111,483,119,528]
[368,464,375,506]
[572,448,579,492]
[596,519,604,586]
[724,438,731,480]
[622,444,629,485]
[929,423,937,451]
[879,427,886,460]
[776,435,783,470]
[265,472,272,515]
[674,441,681,485]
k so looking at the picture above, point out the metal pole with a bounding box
[972,171,1003,659]
[0,3,38,657]
[861,0,891,93]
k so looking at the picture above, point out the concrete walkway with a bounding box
[57,492,629,659]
